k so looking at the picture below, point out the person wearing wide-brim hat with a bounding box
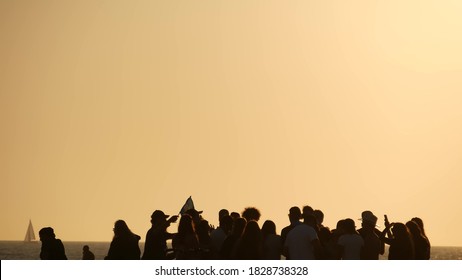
[357,210,385,259]
[142,210,178,260]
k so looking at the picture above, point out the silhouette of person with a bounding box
[281,206,302,255]
[39,227,67,260]
[196,219,213,259]
[172,214,200,259]
[261,220,282,259]
[142,210,178,260]
[381,221,415,260]
[337,218,364,260]
[218,209,229,220]
[230,212,241,220]
[220,217,246,259]
[313,209,325,229]
[283,213,322,260]
[411,217,431,258]
[82,245,95,260]
[318,226,336,259]
[357,211,384,259]
[210,214,233,256]
[302,205,314,217]
[105,220,141,260]
[406,220,430,260]
[234,220,263,259]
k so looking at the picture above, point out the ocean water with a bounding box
[0,241,461,260]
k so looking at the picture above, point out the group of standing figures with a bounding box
[39,206,431,260]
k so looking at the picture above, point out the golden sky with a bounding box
[1,1,462,246]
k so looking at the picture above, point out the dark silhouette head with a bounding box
[288,206,301,223]
[318,226,332,243]
[232,217,247,236]
[411,217,427,236]
[196,219,211,241]
[406,220,423,238]
[360,210,378,228]
[302,205,314,216]
[343,218,357,234]
[391,223,411,239]
[219,209,229,220]
[83,245,90,251]
[39,227,56,241]
[242,207,261,222]
[303,213,318,229]
[230,212,240,220]
[333,219,347,236]
[220,215,234,235]
[313,209,324,225]
[151,210,169,225]
[113,220,135,238]
[241,220,261,244]
[261,220,276,239]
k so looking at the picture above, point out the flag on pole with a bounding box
[179,196,195,215]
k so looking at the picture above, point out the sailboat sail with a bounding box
[24,220,36,242]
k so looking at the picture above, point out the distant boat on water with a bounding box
[24,219,37,242]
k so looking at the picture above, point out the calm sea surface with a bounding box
[0,241,461,260]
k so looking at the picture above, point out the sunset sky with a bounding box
[1,1,462,246]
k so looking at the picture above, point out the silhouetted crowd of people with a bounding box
[39,205,431,260]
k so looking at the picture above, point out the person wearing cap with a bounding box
[142,210,178,260]
[357,210,384,259]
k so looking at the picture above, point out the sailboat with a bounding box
[24,219,37,242]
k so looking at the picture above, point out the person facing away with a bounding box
[220,217,246,259]
[280,206,302,255]
[234,220,263,260]
[261,220,282,260]
[357,211,384,260]
[142,210,178,260]
[82,245,95,260]
[210,213,233,256]
[230,212,241,220]
[337,218,364,260]
[105,220,141,260]
[283,213,322,260]
[39,227,67,260]
[172,214,200,259]
[241,207,261,222]
[313,209,325,229]
[196,219,213,259]
[406,220,430,260]
[381,221,415,260]
[302,205,314,218]
[411,217,431,258]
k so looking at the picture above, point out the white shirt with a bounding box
[284,224,318,260]
[338,233,364,260]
